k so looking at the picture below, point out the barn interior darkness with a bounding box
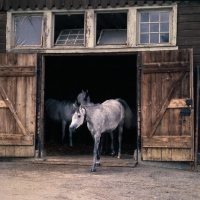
[44,54,137,156]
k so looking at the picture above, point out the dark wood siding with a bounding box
[177,2,200,153]
[0,12,6,53]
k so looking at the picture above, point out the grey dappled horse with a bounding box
[69,98,133,172]
[44,90,90,146]
[100,107,137,156]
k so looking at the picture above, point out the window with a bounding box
[54,14,84,46]
[14,15,43,46]
[96,13,127,45]
[139,11,170,44]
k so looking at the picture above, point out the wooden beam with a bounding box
[142,62,190,74]
[0,134,33,145]
[143,136,191,148]
[0,100,7,107]
[168,98,188,108]
[0,66,35,76]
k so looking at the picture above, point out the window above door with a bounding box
[6,4,177,52]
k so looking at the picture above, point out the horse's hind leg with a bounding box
[117,125,123,159]
[109,132,115,156]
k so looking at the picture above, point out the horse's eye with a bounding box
[78,114,81,118]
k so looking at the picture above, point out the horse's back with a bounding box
[45,98,73,122]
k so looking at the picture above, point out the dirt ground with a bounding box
[0,156,199,200]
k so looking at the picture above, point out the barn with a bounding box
[0,0,199,170]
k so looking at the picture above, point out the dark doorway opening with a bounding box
[44,54,137,156]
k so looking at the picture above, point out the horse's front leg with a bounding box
[109,132,115,156]
[61,121,67,146]
[91,133,100,172]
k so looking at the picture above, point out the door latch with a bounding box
[180,108,191,116]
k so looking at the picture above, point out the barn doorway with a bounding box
[44,54,138,157]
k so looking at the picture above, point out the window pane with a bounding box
[150,23,159,32]
[140,34,149,43]
[150,33,159,43]
[160,23,169,32]
[161,12,169,22]
[97,29,127,45]
[140,24,149,32]
[15,16,43,46]
[141,13,149,22]
[160,33,169,42]
[150,13,159,22]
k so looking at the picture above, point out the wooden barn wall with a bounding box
[0,12,6,53]
[177,1,200,153]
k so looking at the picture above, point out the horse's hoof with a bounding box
[117,155,121,159]
[111,152,115,157]
[95,162,100,167]
[90,168,96,172]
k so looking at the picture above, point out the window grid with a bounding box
[139,11,170,44]
[55,29,84,46]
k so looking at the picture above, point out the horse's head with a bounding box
[77,90,90,105]
[69,105,85,132]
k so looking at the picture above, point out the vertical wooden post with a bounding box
[194,66,199,172]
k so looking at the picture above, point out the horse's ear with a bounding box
[82,89,84,93]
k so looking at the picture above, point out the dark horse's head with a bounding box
[77,90,90,105]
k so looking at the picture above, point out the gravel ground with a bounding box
[0,160,199,200]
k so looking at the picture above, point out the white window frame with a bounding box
[6,3,177,53]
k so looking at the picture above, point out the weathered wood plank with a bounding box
[0,83,29,135]
[11,0,19,10]
[143,62,190,74]
[64,0,72,9]
[19,0,28,10]
[36,0,45,9]
[0,66,35,76]
[28,0,36,9]
[118,0,126,6]
[3,0,11,10]
[178,22,200,31]
[101,0,108,8]
[81,0,89,8]
[127,0,135,6]
[143,136,192,148]
[55,0,62,9]
[148,71,187,137]
[72,0,80,8]
[168,99,189,108]
[0,100,7,107]
[0,134,33,145]
[46,0,55,9]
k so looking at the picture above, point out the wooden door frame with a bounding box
[37,52,139,157]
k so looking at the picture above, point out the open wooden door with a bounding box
[0,54,36,157]
[141,49,194,161]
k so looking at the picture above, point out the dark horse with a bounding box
[44,90,90,146]
[69,98,133,172]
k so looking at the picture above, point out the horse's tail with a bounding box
[116,98,133,129]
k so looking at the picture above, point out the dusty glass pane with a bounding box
[160,23,169,32]
[60,36,68,40]
[150,13,159,22]
[15,16,43,46]
[97,29,127,45]
[140,24,149,33]
[150,23,159,32]
[140,34,149,43]
[141,13,149,22]
[160,33,169,42]
[160,12,169,22]
[150,33,159,43]
[77,35,84,39]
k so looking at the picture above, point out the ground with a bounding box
[0,156,199,200]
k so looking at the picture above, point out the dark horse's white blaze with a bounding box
[44,90,90,146]
[69,99,133,172]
